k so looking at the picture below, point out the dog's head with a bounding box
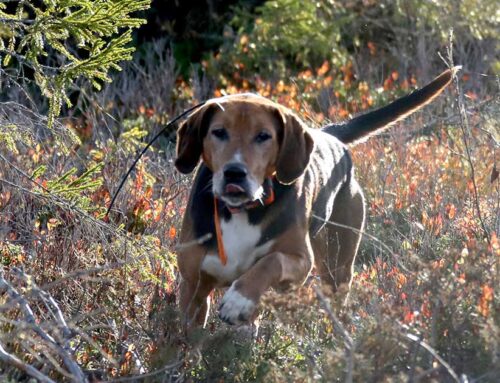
[175,94,314,208]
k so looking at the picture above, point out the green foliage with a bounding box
[121,116,151,152]
[34,162,104,213]
[216,0,349,76]
[0,123,34,153]
[212,0,498,79]
[394,0,499,40]
[0,243,24,266]
[0,0,151,127]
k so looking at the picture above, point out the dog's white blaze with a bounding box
[232,152,244,163]
[201,212,274,283]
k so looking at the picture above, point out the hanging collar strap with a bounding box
[213,177,275,266]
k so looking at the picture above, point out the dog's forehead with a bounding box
[207,92,266,104]
[208,93,280,111]
[206,93,282,125]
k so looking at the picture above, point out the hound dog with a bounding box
[175,68,455,327]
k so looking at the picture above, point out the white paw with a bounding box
[219,283,255,325]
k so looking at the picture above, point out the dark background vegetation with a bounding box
[0,0,498,382]
[137,0,265,72]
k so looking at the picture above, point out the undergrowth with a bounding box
[0,10,499,382]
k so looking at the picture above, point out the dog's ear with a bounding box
[275,108,314,184]
[175,105,215,174]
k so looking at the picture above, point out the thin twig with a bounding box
[175,233,213,251]
[404,333,460,382]
[0,269,88,382]
[0,342,57,383]
[13,268,72,338]
[0,17,34,24]
[389,97,496,144]
[106,360,183,382]
[441,31,491,245]
[313,284,354,383]
[106,101,207,216]
[312,213,409,273]
[39,262,125,290]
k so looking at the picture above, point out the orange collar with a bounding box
[213,178,275,266]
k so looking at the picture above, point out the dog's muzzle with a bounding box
[213,163,264,208]
[222,163,250,197]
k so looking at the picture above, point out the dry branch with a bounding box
[0,268,87,382]
[404,332,461,382]
[313,284,354,383]
[0,343,57,383]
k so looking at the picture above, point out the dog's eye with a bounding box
[255,131,272,143]
[211,128,228,140]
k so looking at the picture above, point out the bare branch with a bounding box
[106,360,183,382]
[404,333,461,382]
[0,269,88,382]
[313,284,354,383]
[0,343,57,383]
[175,233,213,251]
[442,31,491,245]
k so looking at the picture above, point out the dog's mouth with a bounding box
[220,183,253,207]
[212,171,265,209]
[225,183,247,196]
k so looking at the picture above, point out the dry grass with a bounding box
[0,31,499,382]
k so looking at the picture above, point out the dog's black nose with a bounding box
[223,163,248,182]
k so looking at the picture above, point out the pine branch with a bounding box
[0,0,152,128]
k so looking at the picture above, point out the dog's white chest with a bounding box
[201,213,273,284]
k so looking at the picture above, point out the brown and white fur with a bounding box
[174,68,457,328]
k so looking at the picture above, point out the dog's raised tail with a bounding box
[323,67,460,144]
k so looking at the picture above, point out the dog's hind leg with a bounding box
[315,178,365,292]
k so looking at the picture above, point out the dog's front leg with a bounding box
[219,251,312,325]
[179,274,215,329]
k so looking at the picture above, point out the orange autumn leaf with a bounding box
[317,60,330,76]
[433,213,443,235]
[478,284,494,317]
[397,273,407,288]
[465,91,478,100]
[403,309,415,324]
[446,203,456,219]
[434,194,442,205]
[467,179,475,192]
[421,302,432,318]
[169,226,177,239]
[338,108,349,118]
[490,232,499,256]
[367,41,376,55]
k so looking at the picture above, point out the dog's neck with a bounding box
[213,177,275,265]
